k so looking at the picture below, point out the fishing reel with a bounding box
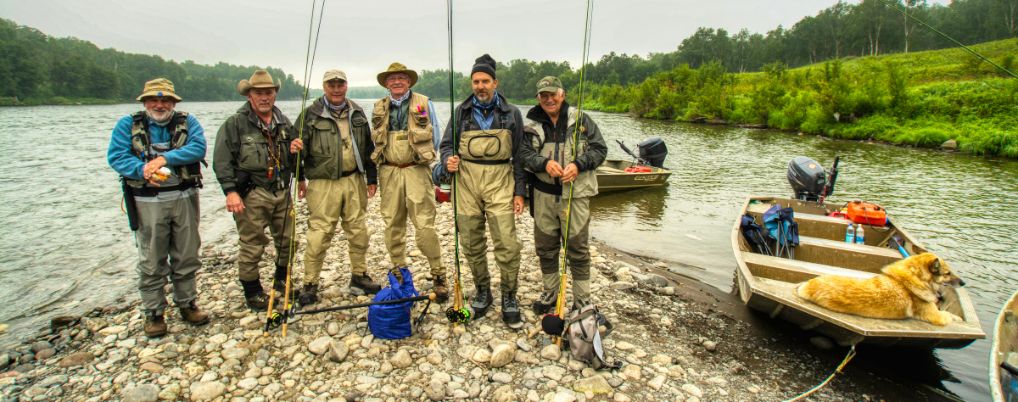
[540,313,566,336]
[445,307,472,324]
[263,304,298,331]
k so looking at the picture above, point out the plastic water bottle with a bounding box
[855,224,865,245]
[845,223,855,243]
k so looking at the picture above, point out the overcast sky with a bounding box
[1,0,949,87]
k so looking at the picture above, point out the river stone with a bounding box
[58,352,94,367]
[572,375,612,394]
[492,384,514,402]
[543,365,566,381]
[941,139,958,150]
[30,341,52,353]
[139,362,163,373]
[222,348,250,360]
[237,377,258,390]
[471,348,491,364]
[540,344,561,361]
[552,390,577,402]
[122,384,159,402]
[327,341,348,363]
[615,341,635,351]
[702,340,717,352]
[35,348,55,361]
[189,381,226,401]
[609,282,636,291]
[491,372,513,383]
[621,364,642,381]
[391,349,412,369]
[648,375,667,390]
[682,383,703,397]
[489,343,515,368]
[308,336,332,355]
[98,325,127,336]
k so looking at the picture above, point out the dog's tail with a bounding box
[795,281,811,300]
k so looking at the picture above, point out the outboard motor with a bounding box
[637,137,668,168]
[787,156,826,202]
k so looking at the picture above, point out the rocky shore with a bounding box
[0,195,930,401]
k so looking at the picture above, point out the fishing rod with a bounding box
[443,0,472,325]
[541,0,595,345]
[886,0,1017,79]
[264,0,327,337]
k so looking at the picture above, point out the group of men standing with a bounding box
[107,54,606,337]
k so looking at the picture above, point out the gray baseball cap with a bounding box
[536,76,563,95]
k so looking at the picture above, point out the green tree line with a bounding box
[0,18,306,104]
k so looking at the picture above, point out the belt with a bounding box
[461,158,510,165]
[383,162,415,168]
[530,179,562,195]
[340,169,359,177]
[130,181,197,197]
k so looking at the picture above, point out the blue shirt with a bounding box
[107,113,207,180]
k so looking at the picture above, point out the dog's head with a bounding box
[911,253,965,287]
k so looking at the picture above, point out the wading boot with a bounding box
[298,283,319,306]
[502,291,523,329]
[144,311,167,338]
[470,287,493,319]
[432,276,449,303]
[272,273,297,303]
[241,279,269,311]
[178,301,210,326]
[532,291,556,315]
[350,274,381,295]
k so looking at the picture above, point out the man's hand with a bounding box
[142,156,167,180]
[446,155,460,173]
[545,160,564,178]
[367,184,377,198]
[297,180,307,200]
[513,195,524,216]
[561,162,579,183]
[226,192,245,214]
[290,138,304,154]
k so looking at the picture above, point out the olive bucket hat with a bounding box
[237,69,281,96]
[376,62,418,88]
[136,78,182,102]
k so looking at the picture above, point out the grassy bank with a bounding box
[584,39,1018,158]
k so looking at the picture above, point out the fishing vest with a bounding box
[523,107,598,198]
[126,111,202,189]
[305,105,361,178]
[371,92,436,166]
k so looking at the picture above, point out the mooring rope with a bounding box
[783,345,857,402]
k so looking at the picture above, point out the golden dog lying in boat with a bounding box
[795,253,964,326]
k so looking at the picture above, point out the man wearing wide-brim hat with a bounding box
[369,62,448,302]
[107,78,210,337]
[213,69,300,311]
[289,69,380,304]
[518,76,607,315]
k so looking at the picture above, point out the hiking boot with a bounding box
[144,311,167,338]
[298,283,319,306]
[240,279,269,311]
[470,287,493,319]
[532,292,556,315]
[350,274,381,295]
[502,291,523,329]
[178,301,210,326]
[432,276,449,303]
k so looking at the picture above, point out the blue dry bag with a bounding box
[368,267,419,340]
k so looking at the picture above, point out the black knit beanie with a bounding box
[471,54,497,79]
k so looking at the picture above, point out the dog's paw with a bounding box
[947,312,963,323]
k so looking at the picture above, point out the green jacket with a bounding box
[213,103,297,196]
[296,97,377,184]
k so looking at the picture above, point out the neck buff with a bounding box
[323,96,347,112]
[471,94,500,130]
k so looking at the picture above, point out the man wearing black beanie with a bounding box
[439,54,539,329]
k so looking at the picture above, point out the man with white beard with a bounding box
[107,78,210,337]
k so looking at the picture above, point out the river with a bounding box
[0,99,1015,401]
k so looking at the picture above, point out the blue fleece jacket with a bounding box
[107,113,207,180]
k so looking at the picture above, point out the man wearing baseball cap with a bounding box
[518,76,607,314]
[289,69,378,304]
[439,54,539,328]
[370,62,447,302]
[213,69,299,310]
[107,78,209,337]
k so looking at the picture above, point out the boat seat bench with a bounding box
[741,251,877,283]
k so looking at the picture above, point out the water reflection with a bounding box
[591,186,669,227]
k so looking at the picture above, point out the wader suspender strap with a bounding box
[347,109,365,173]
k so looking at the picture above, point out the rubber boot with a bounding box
[178,301,210,326]
[272,265,297,302]
[144,310,167,338]
[432,276,449,303]
[350,273,381,295]
[531,291,556,315]
[470,287,493,319]
[298,283,319,306]
[502,291,523,329]
[240,279,268,310]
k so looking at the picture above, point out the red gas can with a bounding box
[846,201,887,226]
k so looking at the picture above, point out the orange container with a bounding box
[846,201,887,226]
[624,165,653,173]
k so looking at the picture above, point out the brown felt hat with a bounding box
[376,62,418,88]
[136,78,182,102]
[237,69,281,96]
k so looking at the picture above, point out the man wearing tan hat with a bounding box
[289,69,378,304]
[107,78,210,337]
[213,69,300,310]
[370,62,448,302]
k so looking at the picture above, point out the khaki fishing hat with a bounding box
[237,69,281,96]
[323,69,348,83]
[376,62,418,88]
[536,76,563,95]
[136,78,182,102]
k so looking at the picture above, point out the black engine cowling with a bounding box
[788,156,826,202]
[638,137,668,168]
